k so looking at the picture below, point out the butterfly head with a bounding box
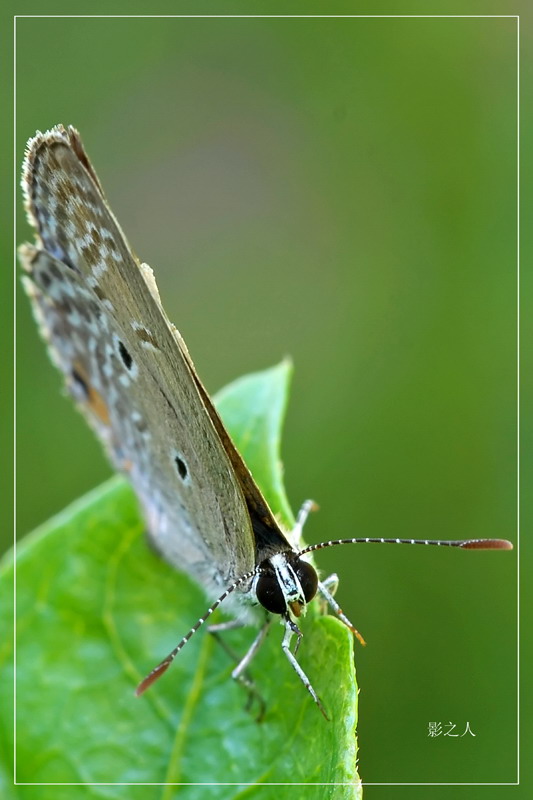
[254,552,318,619]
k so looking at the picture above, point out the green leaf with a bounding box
[214,359,295,530]
[1,362,360,798]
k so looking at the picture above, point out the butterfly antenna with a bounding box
[298,536,513,557]
[136,567,260,696]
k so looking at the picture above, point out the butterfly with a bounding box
[20,125,513,719]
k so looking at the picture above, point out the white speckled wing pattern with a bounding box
[20,124,291,608]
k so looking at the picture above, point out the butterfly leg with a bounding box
[208,618,272,721]
[207,618,245,634]
[282,618,328,719]
[320,572,339,595]
[230,619,272,720]
[317,578,366,646]
[207,619,257,671]
[231,618,272,677]
[207,619,248,666]
[289,499,319,547]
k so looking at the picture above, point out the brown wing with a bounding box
[20,124,290,599]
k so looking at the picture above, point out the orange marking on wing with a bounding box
[72,360,110,425]
[87,385,110,425]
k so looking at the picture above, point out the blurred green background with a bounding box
[13,11,517,791]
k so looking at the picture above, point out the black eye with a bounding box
[295,559,318,603]
[255,572,286,615]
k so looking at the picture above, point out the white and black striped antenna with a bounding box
[298,535,514,556]
[136,566,260,696]
[136,530,512,700]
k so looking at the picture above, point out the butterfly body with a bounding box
[21,125,513,716]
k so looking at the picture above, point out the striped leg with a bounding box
[281,618,328,719]
[318,577,366,646]
[209,618,272,721]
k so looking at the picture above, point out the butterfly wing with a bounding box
[20,124,268,598]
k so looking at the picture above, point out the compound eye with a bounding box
[295,559,318,603]
[255,572,287,615]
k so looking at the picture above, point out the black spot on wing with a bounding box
[174,456,188,481]
[118,340,133,370]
